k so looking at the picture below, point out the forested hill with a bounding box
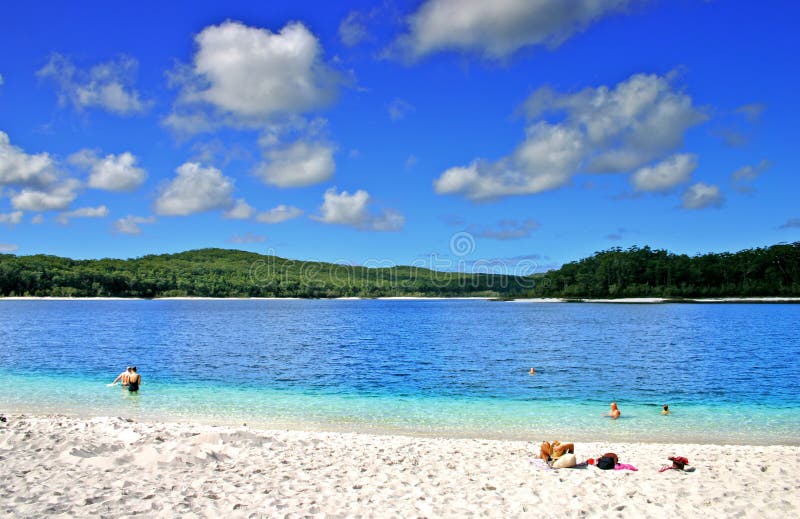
[0,242,798,299]
[0,248,525,298]
[531,241,800,298]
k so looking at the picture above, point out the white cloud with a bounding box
[0,244,18,253]
[525,73,706,173]
[165,21,340,132]
[37,54,149,115]
[254,140,334,187]
[154,162,234,216]
[394,0,634,61]
[630,154,696,192]
[229,232,267,244]
[55,205,109,224]
[339,11,369,47]
[434,122,585,200]
[30,214,44,224]
[10,179,80,211]
[69,150,146,192]
[681,182,722,210]
[223,198,255,220]
[736,103,765,122]
[312,188,403,231]
[779,218,800,230]
[255,205,303,224]
[114,215,156,235]
[387,98,414,121]
[731,158,770,193]
[0,131,59,188]
[435,73,705,200]
[0,211,23,225]
[472,219,539,240]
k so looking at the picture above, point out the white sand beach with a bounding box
[1,414,797,518]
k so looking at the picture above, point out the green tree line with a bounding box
[528,241,800,298]
[0,242,798,299]
[0,248,522,298]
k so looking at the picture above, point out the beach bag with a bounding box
[597,456,616,470]
[552,453,577,469]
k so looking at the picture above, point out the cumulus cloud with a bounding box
[69,150,146,192]
[10,179,80,211]
[223,198,254,220]
[114,215,156,235]
[471,219,539,240]
[256,204,304,224]
[0,243,17,253]
[387,98,414,121]
[731,159,770,193]
[435,72,705,200]
[37,54,149,115]
[0,211,23,225]
[312,188,403,231]
[0,131,60,188]
[55,205,109,224]
[630,154,696,192]
[681,182,722,210]
[165,21,340,133]
[394,0,634,61]
[254,140,335,187]
[229,232,267,244]
[154,162,234,216]
[434,122,585,200]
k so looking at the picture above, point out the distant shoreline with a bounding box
[1,296,799,303]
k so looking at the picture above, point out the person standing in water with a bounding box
[661,404,670,415]
[126,366,141,392]
[608,402,621,419]
[109,367,132,387]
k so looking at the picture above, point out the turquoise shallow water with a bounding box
[1,300,798,444]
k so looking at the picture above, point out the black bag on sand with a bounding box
[597,456,616,470]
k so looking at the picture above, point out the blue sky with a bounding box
[0,0,798,273]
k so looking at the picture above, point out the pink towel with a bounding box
[614,463,638,471]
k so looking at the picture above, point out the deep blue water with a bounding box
[1,300,798,443]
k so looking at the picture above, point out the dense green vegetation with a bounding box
[0,248,522,298]
[530,242,800,298]
[0,242,798,299]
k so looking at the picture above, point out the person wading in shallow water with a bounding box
[608,402,621,419]
[126,367,141,393]
[109,367,132,387]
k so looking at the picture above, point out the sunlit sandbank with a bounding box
[1,414,797,518]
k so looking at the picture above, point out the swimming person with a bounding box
[662,404,670,415]
[126,366,141,392]
[108,367,132,387]
[608,402,621,419]
[529,367,536,375]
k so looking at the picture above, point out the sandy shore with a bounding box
[1,415,797,518]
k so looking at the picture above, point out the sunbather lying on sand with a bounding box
[539,441,575,462]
